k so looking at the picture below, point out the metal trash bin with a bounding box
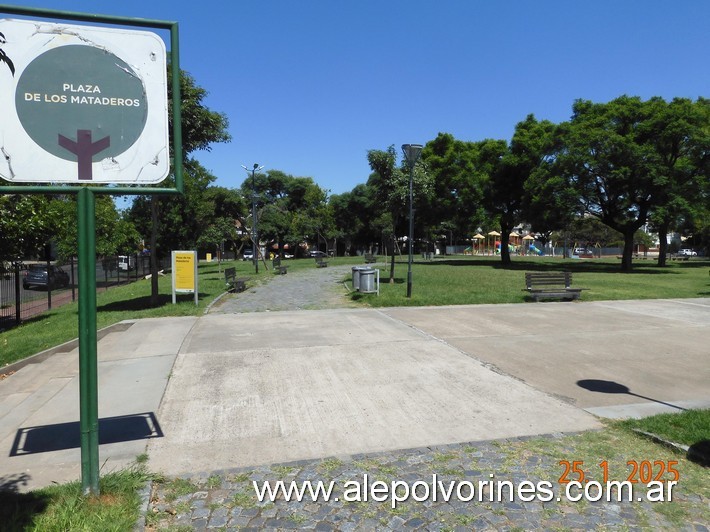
[352,266,367,291]
[359,268,377,294]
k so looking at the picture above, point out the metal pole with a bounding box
[14,261,21,325]
[402,144,422,298]
[46,253,52,310]
[77,187,100,496]
[252,167,258,274]
[243,163,263,274]
[407,164,414,298]
[71,256,76,302]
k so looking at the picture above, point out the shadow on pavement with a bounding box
[576,379,687,411]
[9,412,163,456]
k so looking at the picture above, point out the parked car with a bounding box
[678,249,697,257]
[573,248,593,256]
[22,264,70,290]
[242,250,254,261]
[309,250,327,257]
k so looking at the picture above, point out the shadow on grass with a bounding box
[416,258,684,274]
[0,313,52,332]
[97,293,205,312]
[0,473,50,530]
[688,440,710,467]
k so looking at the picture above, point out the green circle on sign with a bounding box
[16,45,147,161]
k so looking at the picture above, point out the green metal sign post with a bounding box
[0,5,183,496]
[77,187,100,491]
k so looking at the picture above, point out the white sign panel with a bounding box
[0,19,169,184]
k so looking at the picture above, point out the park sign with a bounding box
[171,250,198,306]
[0,18,169,183]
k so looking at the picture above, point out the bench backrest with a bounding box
[273,257,281,267]
[525,271,572,289]
[225,267,236,278]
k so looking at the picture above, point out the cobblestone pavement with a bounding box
[209,264,359,314]
[144,265,709,530]
[145,432,708,531]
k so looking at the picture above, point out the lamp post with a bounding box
[241,163,264,273]
[402,144,423,298]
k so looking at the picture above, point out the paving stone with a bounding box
[207,513,229,528]
[191,507,210,519]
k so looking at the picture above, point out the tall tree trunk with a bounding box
[150,197,160,306]
[500,222,512,266]
[656,222,669,267]
[621,231,635,272]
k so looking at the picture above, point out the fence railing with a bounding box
[0,254,170,331]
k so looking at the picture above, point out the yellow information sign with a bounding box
[171,250,198,305]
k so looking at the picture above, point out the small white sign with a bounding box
[0,19,169,184]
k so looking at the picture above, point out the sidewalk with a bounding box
[0,263,708,529]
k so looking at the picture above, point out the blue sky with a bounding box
[4,1,710,196]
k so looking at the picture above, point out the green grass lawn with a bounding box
[1,459,152,531]
[353,256,710,307]
[616,409,710,448]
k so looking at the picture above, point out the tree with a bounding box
[557,96,659,271]
[129,159,219,251]
[367,146,432,283]
[522,125,579,242]
[366,147,406,283]
[329,184,379,255]
[238,170,330,259]
[196,217,241,267]
[644,97,710,266]
[290,183,335,254]
[420,134,488,250]
[0,193,54,261]
[478,115,558,265]
[52,194,140,259]
[195,187,246,258]
[556,95,710,270]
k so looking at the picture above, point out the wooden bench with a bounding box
[524,272,585,302]
[315,256,328,268]
[364,253,376,264]
[224,267,248,292]
[272,257,288,275]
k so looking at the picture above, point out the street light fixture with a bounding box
[402,144,423,298]
[241,163,264,273]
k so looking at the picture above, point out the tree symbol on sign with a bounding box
[59,130,110,181]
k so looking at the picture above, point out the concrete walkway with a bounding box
[0,317,196,492]
[146,308,601,477]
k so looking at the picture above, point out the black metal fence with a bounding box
[0,254,170,331]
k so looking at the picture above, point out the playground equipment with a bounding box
[528,244,543,256]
